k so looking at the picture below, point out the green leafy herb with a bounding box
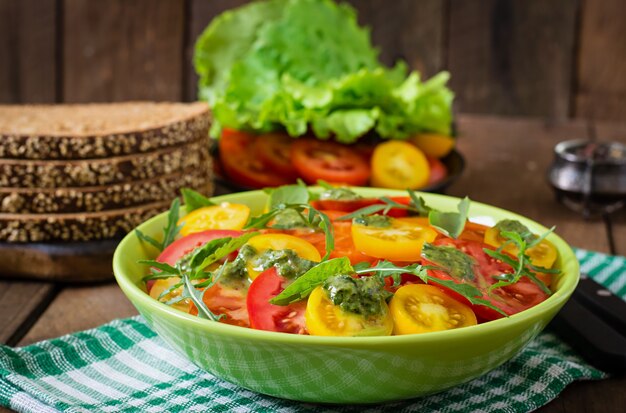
[192,232,259,278]
[181,188,216,212]
[135,198,183,251]
[181,273,224,321]
[428,196,470,239]
[139,261,181,281]
[354,260,427,288]
[267,184,310,208]
[483,228,558,295]
[353,214,392,228]
[270,257,353,305]
[407,190,433,216]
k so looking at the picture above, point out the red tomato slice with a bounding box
[247,267,307,334]
[311,196,411,218]
[254,133,298,177]
[147,230,243,292]
[191,282,250,328]
[290,139,370,186]
[423,238,548,320]
[426,157,448,186]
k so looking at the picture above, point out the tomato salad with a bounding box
[217,129,454,191]
[138,185,559,337]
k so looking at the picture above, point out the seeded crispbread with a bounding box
[0,167,212,214]
[0,102,210,160]
[0,137,210,188]
[0,201,171,242]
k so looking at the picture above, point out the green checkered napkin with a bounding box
[1,248,623,413]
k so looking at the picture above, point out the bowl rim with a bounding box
[113,187,579,346]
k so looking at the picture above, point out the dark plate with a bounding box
[212,146,465,195]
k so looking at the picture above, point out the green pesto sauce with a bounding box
[271,209,307,229]
[495,219,536,243]
[353,214,392,228]
[323,274,387,317]
[421,243,476,281]
[249,247,317,279]
[319,187,362,201]
[218,244,257,286]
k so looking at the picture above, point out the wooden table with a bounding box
[1,115,625,412]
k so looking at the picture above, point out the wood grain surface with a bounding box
[0,0,56,103]
[448,0,577,118]
[575,0,626,121]
[63,0,185,102]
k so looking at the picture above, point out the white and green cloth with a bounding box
[1,248,624,413]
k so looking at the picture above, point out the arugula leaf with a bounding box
[162,198,183,250]
[336,204,389,221]
[181,188,216,212]
[426,278,508,317]
[139,261,181,281]
[188,237,234,271]
[270,257,353,305]
[407,190,433,216]
[355,260,427,287]
[181,274,223,321]
[193,232,259,277]
[428,196,470,239]
[134,230,162,251]
[267,184,310,208]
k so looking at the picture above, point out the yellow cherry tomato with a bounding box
[484,227,557,269]
[149,277,190,312]
[351,217,438,261]
[371,141,430,189]
[390,284,477,335]
[245,233,321,279]
[410,133,455,159]
[178,203,250,236]
[305,286,393,337]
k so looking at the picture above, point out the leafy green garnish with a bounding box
[270,257,353,305]
[135,198,182,252]
[181,273,224,321]
[407,190,433,216]
[267,183,310,208]
[483,228,558,295]
[191,232,259,278]
[428,197,470,239]
[194,0,453,142]
[181,188,216,213]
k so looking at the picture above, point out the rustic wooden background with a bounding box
[0,0,624,121]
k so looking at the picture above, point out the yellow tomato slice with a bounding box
[149,277,190,312]
[484,227,557,269]
[305,286,393,337]
[245,233,321,279]
[371,141,430,189]
[389,284,477,335]
[352,217,437,261]
[178,203,250,236]
[410,133,455,158]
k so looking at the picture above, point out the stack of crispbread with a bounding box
[0,102,212,243]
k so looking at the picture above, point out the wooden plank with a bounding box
[449,115,610,252]
[63,0,184,102]
[185,0,250,101]
[539,378,626,413]
[0,0,56,103]
[18,284,137,346]
[575,0,626,121]
[347,0,446,76]
[0,281,57,345]
[448,0,577,118]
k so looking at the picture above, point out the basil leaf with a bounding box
[188,237,234,270]
[428,196,470,239]
[181,188,216,212]
[270,257,353,305]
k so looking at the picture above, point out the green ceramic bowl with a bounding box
[113,188,579,404]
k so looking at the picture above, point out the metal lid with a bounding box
[555,139,626,165]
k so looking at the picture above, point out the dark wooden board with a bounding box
[448,0,577,118]
[63,0,185,102]
[0,0,56,103]
[0,281,57,345]
[0,239,120,282]
[575,0,626,121]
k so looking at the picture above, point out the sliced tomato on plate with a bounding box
[254,133,299,177]
[423,238,549,321]
[247,267,307,334]
[190,281,250,327]
[290,139,370,186]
